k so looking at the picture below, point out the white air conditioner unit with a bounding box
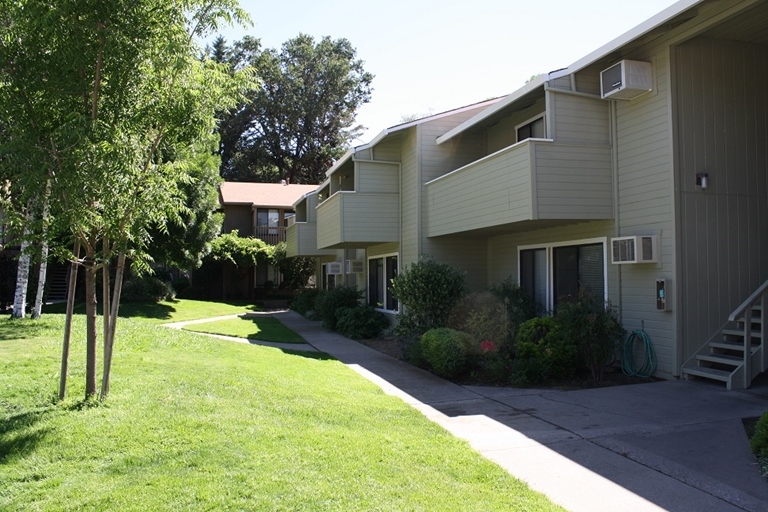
[345,260,364,274]
[611,235,658,264]
[600,60,653,100]
[326,262,343,275]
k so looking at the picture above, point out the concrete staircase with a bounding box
[682,282,768,390]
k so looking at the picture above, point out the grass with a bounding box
[182,315,306,343]
[42,298,262,324]
[0,301,563,511]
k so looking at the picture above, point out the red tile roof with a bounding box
[219,182,318,208]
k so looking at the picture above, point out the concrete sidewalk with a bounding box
[269,309,768,512]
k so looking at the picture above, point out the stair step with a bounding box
[696,353,743,366]
[722,328,763,338]
[710,340,748,352]
[683,366,732,382]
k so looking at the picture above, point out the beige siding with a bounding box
[426,141,613,238]
[550,93,609,145]
[487,98,547,153]
[400,128,420,267]
[367,243,399,258]
[371,136,402,161]
[286,222,336,257]
[316,192,398,248]
[356,161,399,194]
[609,46,676,376]
[674,37,768,364]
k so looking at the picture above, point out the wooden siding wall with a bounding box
[316,196,342,248]
[222,205,252,235]
[486,97,546,153]
[675,37,768,363]
[356,161,399,194]
[371,136,402,162]
[549,93,610,145]
[400,128,420,267]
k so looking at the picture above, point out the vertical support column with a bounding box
[743,307,752,390]
[762,292,768,374]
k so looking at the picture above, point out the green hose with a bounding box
[622,329,657,378]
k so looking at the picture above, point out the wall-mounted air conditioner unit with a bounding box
[346,260,364,274]
[611,235,658,264]
[600,60,653,100]
[326,262,343,275]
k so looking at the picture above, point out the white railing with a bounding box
[728,278,768,388]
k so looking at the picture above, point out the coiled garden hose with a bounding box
[622,329,657,378]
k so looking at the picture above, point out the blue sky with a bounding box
[216,0,682,143]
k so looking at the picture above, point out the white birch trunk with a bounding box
[12,233,31,319]
[32,179,52,319]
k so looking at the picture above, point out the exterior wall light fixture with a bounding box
[696,172,708,190]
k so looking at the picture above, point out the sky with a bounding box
[215,0,683,144]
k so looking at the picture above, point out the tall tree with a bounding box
[0,0,252,400]
[216,34,374,183]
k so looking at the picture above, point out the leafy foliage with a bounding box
[335,306,390,340]
[313,286,362,331]
[121,275,176,302]
[391,257,467,336]
[750,411,768,461]
[448,292,510,351]
[513,317,576,384]
[208,230,271,268]
[490,277,538,337]
[554,291,624,383]
[290,288,322,316]
[212,34,374,183]
[419,328,473,379]
[270,242,316,289]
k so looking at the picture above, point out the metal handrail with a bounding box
[728,278,768,321]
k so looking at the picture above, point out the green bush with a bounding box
[336,306,390,339]
[121,275,175,302]
[514,317,578,383]
[490,277,538,337]
[448,291,510,353]
[391,257,466,336]
[313,286,362,330]
[419,328,472,379]
[172,276,190,294]
[750,411,768,461]
[291,288,321,316]
[555,290,624,383]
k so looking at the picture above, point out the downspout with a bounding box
[610,100,622,320]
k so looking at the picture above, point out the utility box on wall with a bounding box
[656,279,670,311]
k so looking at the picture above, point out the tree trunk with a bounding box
[59,241,80,400]
[100,252,126,401]
[32,179,52,319]
[12,231,32,319]
[84,256,98,400]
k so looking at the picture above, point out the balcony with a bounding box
[316,191,399,249]
[425,139,613,237]
[253,226,286,245]
[286,221,337,257]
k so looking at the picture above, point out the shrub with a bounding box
[514,317,578,383]
[313,286,362,330]
[448,292,509,353]
[750,412,768,464]
[419,328,473,379]
[391,257,467,336]
[291,288,321,316]
[121,275,175,302]
[555,290,624,383]
[336,306,390,339]
[172,276,190,294]
[490,277,538,337]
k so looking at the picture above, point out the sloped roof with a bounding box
[219,182,319,209]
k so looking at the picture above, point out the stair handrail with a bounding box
[728,278,768,322]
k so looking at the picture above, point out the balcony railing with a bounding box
[254,226,286,245]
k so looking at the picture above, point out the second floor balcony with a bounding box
[425,139,613,237]
[316,191,399,249]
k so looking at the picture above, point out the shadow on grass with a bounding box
[0,318,53,341]
[0,406,56,463]
[44,300,261,322]
[278,348,336,361]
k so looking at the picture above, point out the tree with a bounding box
[0,0,252,400]
[270,242,315,289]
[215,34,374,183]
[146,134,224,271]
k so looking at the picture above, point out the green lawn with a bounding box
[182,315,306,343]
[0,303,563,511]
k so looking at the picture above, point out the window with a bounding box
[516,115,545,142]
[321,264,337,290]
[519,239,606,312]
[257,208,280,232]
[368,254,398,311]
